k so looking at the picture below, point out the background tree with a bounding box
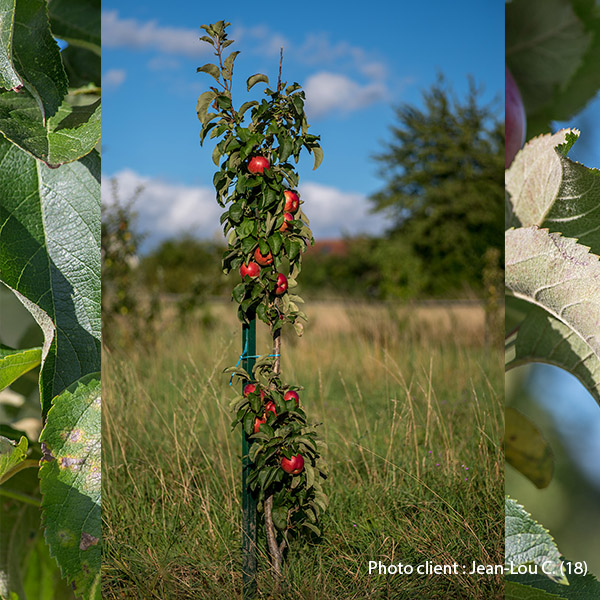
[371,75,504,296]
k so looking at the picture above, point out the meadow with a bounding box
[102,300,503,599]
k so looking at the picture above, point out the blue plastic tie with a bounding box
[228,345,281,386]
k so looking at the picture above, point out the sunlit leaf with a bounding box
[506,497,567,585]
[0,137,101,417]
[0,435,28,483]
[246,73,269,91]
[0,90,101,166]
[506,227,600,408]
[0,345,41,391]
[0,0,22,90]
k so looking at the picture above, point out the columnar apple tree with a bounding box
[196,21,328,577]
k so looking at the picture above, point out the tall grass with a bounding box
[102,301,503,599]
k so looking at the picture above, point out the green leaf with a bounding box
[508,568,600,599]
[246,73,269,91]
[0,91,101,166]
[507,302,600,407]
[508,129,600,257]
[60,45,100,88]
[0,435,28,483]
[506,227,600,409]
[243,411,255,436]
[237,218,255,239]
[196,90,217,125]
[258,238,269,255]
[505,497,567,585]
[302,522,320,536]
[0,0,22,90]
[288,239,302,261]
[505,407,553,489]
[232,282,246,304]
[238,100,258,119]
[222,50,240,79]
[212,143,222,166]
[241,235,257,255]
[506,0,591,116]
[0,470,40,600]
[197,63,221,81]
[39,373,101,600]
[278,135,293,163]
[268,232,283,256]
[506,0,600,136]
[48,0,100,54]
[0,139,101,416]
[12,0,69,121]
[505,581,566,600]
[311,145,323,170]
[0,344,41,391]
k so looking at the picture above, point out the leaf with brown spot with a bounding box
[39,373,101,600]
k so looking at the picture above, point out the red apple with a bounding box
[284,390,299,406]
[281,454,304,474]
[505,66,526,169]
[283,190,299,213]
[248,156,270,174]
[243,383,265,400]
[253,416,266,434]
[274,273,287,295]
[279,212,294,233]
[240,261,260,279]
[254,246,273,266]
[265,401,277,416]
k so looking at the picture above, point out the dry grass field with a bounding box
[102,300,503,599]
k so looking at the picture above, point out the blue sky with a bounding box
[101,1,504,252]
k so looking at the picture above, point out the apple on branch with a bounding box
[279,212,294,233]
[248,156,270,174]
[275,273,288,295]
[284,390,299,406]
[283,190,299,213]
[243,383,265,400]
[254,246,274,266]
[240,261,260,279]
[253,416,266,434]
[281,454,304,474]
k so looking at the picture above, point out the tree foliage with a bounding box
[371,75,504,295]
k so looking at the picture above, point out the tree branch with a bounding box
[264,494,282,579]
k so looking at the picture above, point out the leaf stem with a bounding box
[0,487,41,507]
[0,459,39,486]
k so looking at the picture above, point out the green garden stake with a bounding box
[242,317,257,598]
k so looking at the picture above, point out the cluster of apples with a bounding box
[239,156,300,297]
[243,382,304,474]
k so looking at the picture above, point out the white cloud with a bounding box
[236,24,289,58]
[103,171,387,252]
[304,72,387,118]
[103,69,126,90]
[102,170,222,252]
[298,33,388,81]
[147,56,181,71]
[102,10,209,58]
